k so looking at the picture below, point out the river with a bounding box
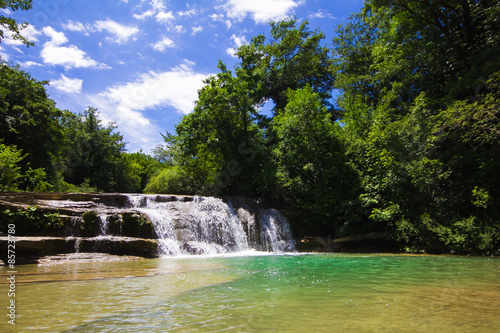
[1,253,499,332]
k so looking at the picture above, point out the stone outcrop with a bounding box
[0,192,297,262]
[0,236,159,264]
[0,192,160,263]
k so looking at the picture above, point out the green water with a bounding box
[1,253,499,332]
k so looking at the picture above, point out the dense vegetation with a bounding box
[0,64,166,193]
[1,0,499,254]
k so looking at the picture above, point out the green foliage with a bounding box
[59,108,139,192]
[0,143,24,191]
[0,206,63,234]
[0,61,157,194]
[80,211,100,236]
[144,165,192,194]
[58,179,99,193]
[333,0,500,254]
[272,86,360,227]
[166,61,266,196]
[0,63,64,182]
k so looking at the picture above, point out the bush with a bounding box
[0,206,63,235]
[144,165,192,194]
[0,143,24,191]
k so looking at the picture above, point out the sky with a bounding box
[1,0,363,153]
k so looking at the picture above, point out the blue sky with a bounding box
[1,0,363,153]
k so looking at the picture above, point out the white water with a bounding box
[126,194,295,256]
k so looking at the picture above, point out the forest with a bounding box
[1,0,499,255]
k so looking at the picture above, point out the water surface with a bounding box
[1,253,499,332]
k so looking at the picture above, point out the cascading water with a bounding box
[259,208,296,252]
[126,194,295,256]
[22,192,295,257]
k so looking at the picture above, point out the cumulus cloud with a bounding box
[41,27,108,70]
[209,13,232,29]
[100,60,210,115]
[179,9,198,17]
[62,19,139,44]
[51,74,83,93]
[134,0,175,25]
[94,19,139,44]
[152,36,175,51]
[155,10,175,24]
[191,26,203,35]
[222,0,303,24]
[226,34,247,57]
[19,60,43,68]
[3,25,42,46]
[89,60,211,151]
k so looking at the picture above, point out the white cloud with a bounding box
[209,13,232,29]
[223,0,303,24]
[134,0,176,25]
[133,10,155,20]
[19,60,43,68]
[100,60,210,115]
[94,19,139,44]
[41,27,108,70]
[179,9,198,17]
[51,74,83,93]
[309,10,335,19]
[152,36,175,51]
[156,10,175,24]
[226,34,247,57]
[89,60,211,151]
[172,25,185,33]
[43,26,68,46]
[3,25,42,46]
[0,46,9,60]
[62,20,92,34]
[191,26,203,35]
[209,13,224,21]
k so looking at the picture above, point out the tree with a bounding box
[0,0,34,47]
[272,86,360,231]
[168,62,264,195]
[334,0,500,253]
[0,142,23,191]
[237,17,335,115]
[60,108,139,192]
[334,0,500,115]
[0,63,63,182]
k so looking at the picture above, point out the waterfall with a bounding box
[260,208,296,252]
[23,192,296,257]
[126,194,295,256]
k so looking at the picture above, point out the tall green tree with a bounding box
[334,0,500,115]
[273,86,360,231]
[237,17,335,115]
[168,62,264,195]
[0,63,63,182]
[334,0,500,253]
